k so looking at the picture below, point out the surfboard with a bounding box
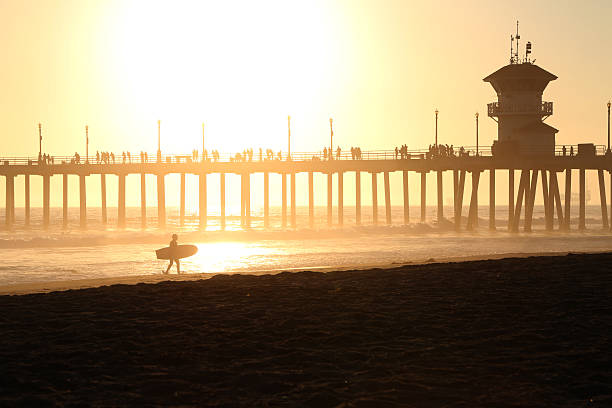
[155,244,198,260]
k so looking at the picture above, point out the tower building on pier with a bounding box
[484,23,558,156]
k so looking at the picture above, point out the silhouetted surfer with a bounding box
[165,234,180,274]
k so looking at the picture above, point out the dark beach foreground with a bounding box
[1,254,611,407]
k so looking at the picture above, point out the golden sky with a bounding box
[1,0,611,209]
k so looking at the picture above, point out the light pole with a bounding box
[288,115,291,161]
[608,101,611,153]
[157,120,161,162]
[85,125,89,163]
[435,108,439,147]
[329,118,333,160]
[38,123,42,161]
[475,112,479,156]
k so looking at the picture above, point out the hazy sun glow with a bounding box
[112,1,342,152]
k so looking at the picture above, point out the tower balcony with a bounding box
[487,101,553,117]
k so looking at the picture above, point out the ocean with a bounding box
[1,205,611,286]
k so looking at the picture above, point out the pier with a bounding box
[2,147,612,232]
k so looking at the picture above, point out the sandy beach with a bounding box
[1,253,611,407]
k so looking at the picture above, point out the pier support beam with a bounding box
[220,173,226,229]
[264,172,269,228]
[564,169,572,231]
[372,173,378,225]
[101,174,107,225]
[403,171,409,225]
[43,175,50,229]
[180,173,186,227]
[290,173,296,228]
[199,174,207,229]
[282,173,287,228]
[5,176,14,229]
[118,174,126,229]
[327,173,333,226]
[79,174,87,229]
[308,172,313,228]
[384,172,391,225]
[141,173,146,228]
[508,169,514,231]
[437,170,443,222]
[512,170,529,232]
[550,171,564,229]
[157,174,166,229]
[489,169,495,231]
[356,171,362,225]
[524,170,538,232]
[246,173,251,227]
[24,175,30,227]
[541,170,552,231]
[62,174,68,229]
[598,169,609,229]
[466,171,480,231]
[454,171,466,231]
[420,172,426,222]
[241,174,246,226]
[338,171,344,226]
[579,169,586,231]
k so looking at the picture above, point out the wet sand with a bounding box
[1,253,611,407]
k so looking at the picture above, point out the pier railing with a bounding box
[0,144,606,166]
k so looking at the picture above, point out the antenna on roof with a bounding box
[515,21,520,63]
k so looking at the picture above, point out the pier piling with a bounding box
[79,175,86,229]
[437,170,443,222]
[308,172,313,228]
[508,169,514,231]
[62,174,68,229]
[356,171,361,225]
[384,172,391,225]
[489,169,495,230]
[264,172,269,228]
[579,169,586,231]
[372,173,378,225]
[564,169,571,231]
[43,175,50,229]
[327,173,333,226]
[199,174,206,229]
[141,173,146,228]
[420,172,426,222]
[101,174,107,225]
[281,173,287,228]
[157,174,166,229]
[180,173,185,227]
[220,173,226,229]
[24,175,30,227]
[118,174,126,229]
[291,173,296,228]
[403,171,409,225]
[598,169,608,229]
[338,171,344,226]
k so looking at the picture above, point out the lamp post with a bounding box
[329,118,333,160]
[157,120,161,162]
[85,125,89,163]
[608,101,612,153]
[288,115,291,161]
[435,109,439,147]
[475,112,479,156]
[38,123,42,161]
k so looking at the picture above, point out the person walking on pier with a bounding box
[336,146,341,160]
[164,234,181,274]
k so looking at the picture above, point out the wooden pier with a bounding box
[2,149,612,232]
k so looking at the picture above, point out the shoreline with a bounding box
[2,249,609,296]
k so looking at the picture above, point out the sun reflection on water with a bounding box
[185,242,278,274]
